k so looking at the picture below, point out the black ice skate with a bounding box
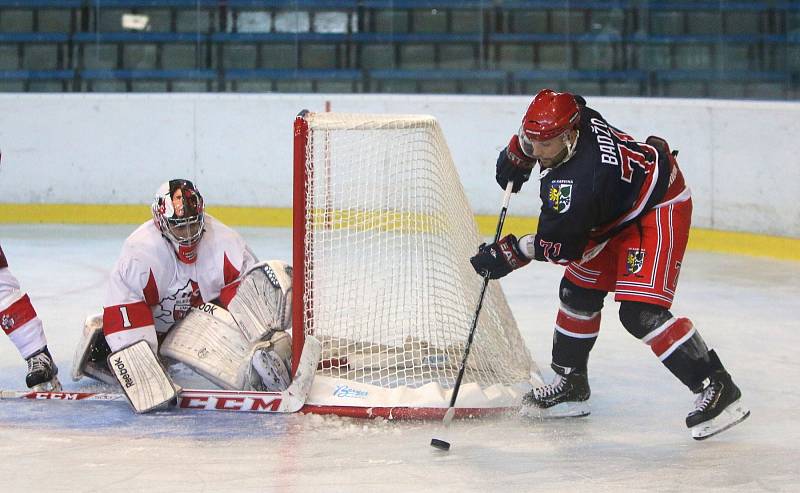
[25,346,62,392]
[686,350,750,440]
[520,363,590,418]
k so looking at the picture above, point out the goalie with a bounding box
[72,179,294,412]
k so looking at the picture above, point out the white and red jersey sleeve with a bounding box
[0,244,47,358]
[103,243,162,353]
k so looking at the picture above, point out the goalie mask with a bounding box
[152,179,205,264]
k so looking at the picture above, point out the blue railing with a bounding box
[0,0,797,97]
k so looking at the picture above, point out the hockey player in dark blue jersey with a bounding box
[470,89,749,440]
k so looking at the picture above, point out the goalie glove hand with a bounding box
[496,134,535,193]
[470,234,531,280]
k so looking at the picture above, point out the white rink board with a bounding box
[1,94,799,237]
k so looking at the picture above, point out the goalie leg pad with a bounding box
[160,306,252,390]
[228,260,292,343]
[71,313,116,385]
[109,340,177,414]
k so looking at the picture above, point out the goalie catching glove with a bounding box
[470,234,531,279]
[159,260,294,392]
[496,134,536,193]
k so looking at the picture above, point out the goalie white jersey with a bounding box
[103,215,257,352]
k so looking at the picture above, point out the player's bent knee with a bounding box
[71,313,116,385]
[618,301,673,340]
[559,277,606,315]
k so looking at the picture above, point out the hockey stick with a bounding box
[443,181,515,426]
[0,336,322,414]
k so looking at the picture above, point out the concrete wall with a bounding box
[1,93,798,237]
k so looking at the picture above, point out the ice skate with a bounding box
[25,346,61,392]
[251,342,291,392]
[520,363,590,418]
[686,351,749,440]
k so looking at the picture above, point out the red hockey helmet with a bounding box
[520,89,581,142]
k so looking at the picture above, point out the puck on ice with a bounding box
[430,438,450,451]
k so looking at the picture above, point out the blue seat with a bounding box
[84,0,218,32]
[628,33,766,71]
[499,1,633,35]
[223,1,359,36]
[224,68,360,92]
[655,69,790,99]
[360,1,486,35]
[0,1,82,33]
[74,32,209,70]
[369,68,505,93]
[352,32,482,70]
[211,32,348,70]
[511,69,646,95]
[81,68,215,91]
[490,32,620,72]
[0,32,69,70]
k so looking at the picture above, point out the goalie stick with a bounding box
[0,336,322,414]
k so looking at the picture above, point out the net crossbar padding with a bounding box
[292,112,540,419]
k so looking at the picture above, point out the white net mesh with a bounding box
[297,112,535,402]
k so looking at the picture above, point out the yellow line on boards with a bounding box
[0,204,797,261]
[479,215,800,262]
[0,204,293,228]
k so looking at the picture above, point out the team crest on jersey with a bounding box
[625,249,646,275]
[155,279,204,326]
[548,180,573,213]
[1,314,15,332]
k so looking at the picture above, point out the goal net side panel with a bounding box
[292,112,539,416]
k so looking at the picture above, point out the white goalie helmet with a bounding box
[152,179,205,263]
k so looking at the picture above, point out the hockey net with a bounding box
[292,111,539,419]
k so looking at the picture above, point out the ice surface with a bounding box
[0,224,798,492]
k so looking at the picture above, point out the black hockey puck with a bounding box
[430,438,451,451]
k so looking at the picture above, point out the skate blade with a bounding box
[30,376,62,392]
[691,398,750,440]
[520,400,590,419]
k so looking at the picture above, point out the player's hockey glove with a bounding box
[496,134,536,193]
[470,234,531,280]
